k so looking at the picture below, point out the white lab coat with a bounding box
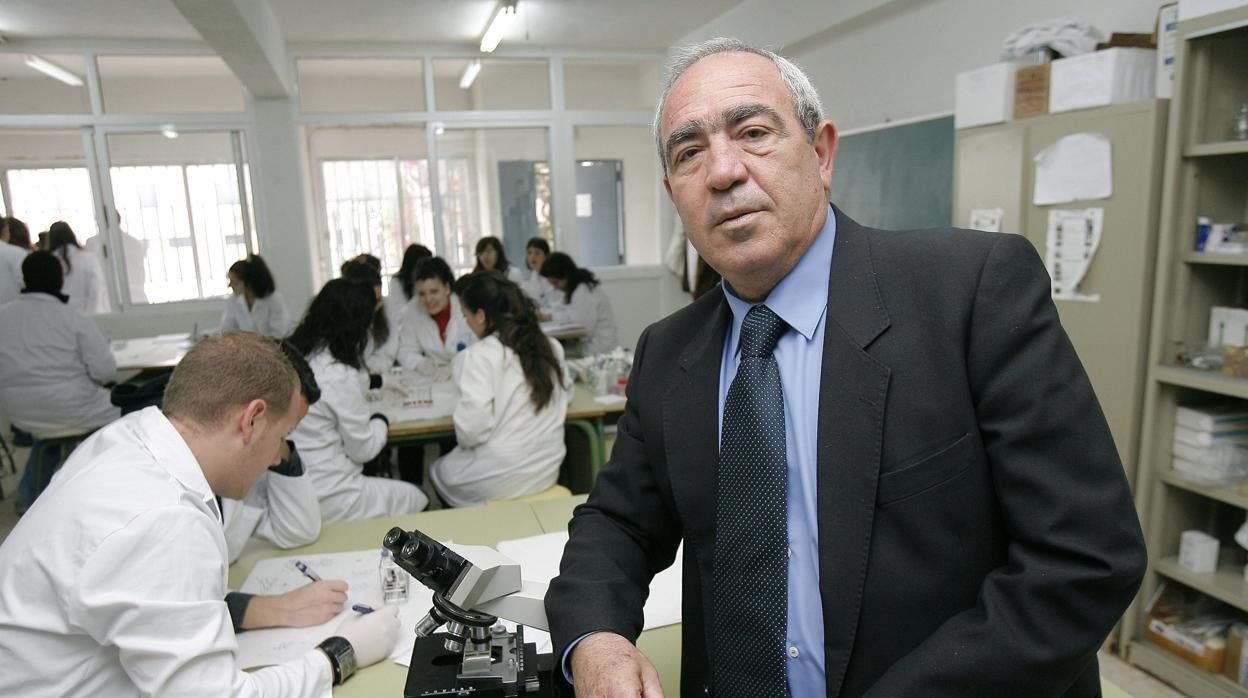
[0,407,334,697]
[221,468,322,564]
[220,291,294,338]
[58,245,111,315]
[549,283,619,356]
[520,272,558,310]
[396,294,476,376]
[0,241,26,306]
[384,276,411,330]
[0,293,120,434]
[430,334,571,507]
[290,350,428,522]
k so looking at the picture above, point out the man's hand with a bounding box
[570,632,664,697]
[241,580,349,630]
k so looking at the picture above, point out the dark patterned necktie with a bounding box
[712,303,790,697]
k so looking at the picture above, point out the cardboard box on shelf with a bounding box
[1226,623,1248,687]
[1050,48,1157,113]
[1145,583,1234,673]
[1014,64,1050,119]
[955,62,1017,129]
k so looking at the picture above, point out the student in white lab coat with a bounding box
[386,243,432,329]
[473,236,525,283]
[520,236,558,309]
[397,256,476,378]
[221,254,293,338]
[288,278,428,522]
[342,259,398,375]
[430,271,571,507]
[541,251,619,356]
[0,216,29,306]
[0,332,400,696]
[48,220,111,315]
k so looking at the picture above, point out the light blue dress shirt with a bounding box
[719,205,835,695]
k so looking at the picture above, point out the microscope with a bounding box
[382,526,563,696]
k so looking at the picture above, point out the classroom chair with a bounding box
[15,428,91,514]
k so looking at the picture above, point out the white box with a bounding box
[1049,48,1157,113]
[1209,306,1248,348]
[1179,529,1220,573]
[1179,0,1248,21]
[955,62,1017,129]
[1157,3,1179,99]
[1176,404,1248,431]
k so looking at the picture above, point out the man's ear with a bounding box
[813,120,839,192]
[238,399,268,444]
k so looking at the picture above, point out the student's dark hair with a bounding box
[414,256,455,287]
[346,253,382,273]
[472,236,511,275]
[455,270,563,411]
[276,339,321,405]
[525,237,550,256]
[540,252,599,304]
[395,243,433,300]
[21,251,64,295]
[228,254,277,299]
[3,217,32,250]
[46,221,82,273]
[340,261,389,346]
[286,278,376,370]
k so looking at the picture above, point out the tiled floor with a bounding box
[0,440,1189,696]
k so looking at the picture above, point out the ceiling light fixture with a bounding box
[459,60,482,89]
[160,125,179,140]
[479,0,518,53]
[24,54,83,87]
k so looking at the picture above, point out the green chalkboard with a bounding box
[829,115,953,230]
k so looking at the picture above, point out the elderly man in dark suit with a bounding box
[546,37,1146,698]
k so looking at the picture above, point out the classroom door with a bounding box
[575,160,624,266]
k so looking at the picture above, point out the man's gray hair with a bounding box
[653,37,825,173]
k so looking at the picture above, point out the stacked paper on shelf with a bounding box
[1176,404,1248,431]
[1173,405,1248,484]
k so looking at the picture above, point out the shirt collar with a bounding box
[137,407,219,511]
[19,290,70,304]
[724,204,836,348]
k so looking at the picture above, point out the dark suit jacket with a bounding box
[546,209,1146,697]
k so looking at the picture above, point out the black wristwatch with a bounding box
[317,635,357,685]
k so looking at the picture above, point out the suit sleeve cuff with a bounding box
[561,631,603,684]
[225,591,254,633]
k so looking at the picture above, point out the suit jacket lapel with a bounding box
[819,209,891,697]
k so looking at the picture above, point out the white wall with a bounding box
[595,264,688,351]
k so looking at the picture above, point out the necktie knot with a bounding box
[739,304,788,357]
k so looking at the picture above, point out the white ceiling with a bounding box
[0,0,744,51]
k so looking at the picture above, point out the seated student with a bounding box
[430,271,571,507]
[0,216,29,306]
[341,260,398,375]
[397,256,476,378]
[519,236,558,309]
[222,254,293,338]
[473,236,524,283]
[0,252,121,510]
[288,278,428,522]
[386,243,432,330]
[47,220,111,315]
[540,251,619,355]
[0,332,399,695]
[221,341,347,634]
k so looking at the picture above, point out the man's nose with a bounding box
[704,139,747,191]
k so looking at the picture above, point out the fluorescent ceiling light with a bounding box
[24,54,83,87]
[479,0,517,53]
[459,60,482,89]
[160,125,179,139]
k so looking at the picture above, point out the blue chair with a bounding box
[15,429,90,514]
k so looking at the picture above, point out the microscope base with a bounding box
[403,630,562,697]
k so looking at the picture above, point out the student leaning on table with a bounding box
[396,256,476,378]
[222,253,294,338]
[430,270,572,507]
[288,278,429,522]
[0,332,399,697]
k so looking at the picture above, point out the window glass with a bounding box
[297,58,426,113]
[433,58,549,111]
[0,54,90,114]
[98,55,245,113]
[563,59,660,111]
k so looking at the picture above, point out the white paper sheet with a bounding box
[968,208,1004,233]
[236,549,435,669]
[1045,208,1104,302]
[496,531,683,631]
[1033,132,1113,205]
[366,377,456,424]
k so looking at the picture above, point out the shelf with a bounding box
[1155,365,1248,400]
[1161,470,1248,509]
[1184,251,1248,266]
[1154,557,1248,612]
[1128,640,1246,697]
[1186,141,1248,158]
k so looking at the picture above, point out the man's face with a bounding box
[660,52,837,301]
[232,389,308,499]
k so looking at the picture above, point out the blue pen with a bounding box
[293,560,322,582]
[352,603,376,614]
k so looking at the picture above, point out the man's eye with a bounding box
[743,127,767,139]
[674,148,699,164]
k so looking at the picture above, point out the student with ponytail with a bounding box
[540,252,618,355]
[221,254,293,338]
[430,271,571,507]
